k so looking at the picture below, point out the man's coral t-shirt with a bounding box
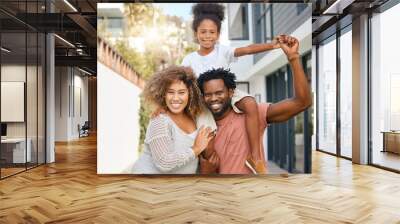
[214,103,269,174]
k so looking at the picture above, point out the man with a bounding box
[197,35,312,174]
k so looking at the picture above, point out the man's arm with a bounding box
[267,36,312,123]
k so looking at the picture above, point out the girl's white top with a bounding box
[181,44,237,77]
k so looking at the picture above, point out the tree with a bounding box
[124,3,161,37]
[113,40,156,80]
[104,4,198,150]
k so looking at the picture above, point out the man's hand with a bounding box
[151,106,166,118]
[277,35,300,61]
[200,151,219,174]
[202,136,216,159]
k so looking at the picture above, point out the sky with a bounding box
[153,3,229,45]
[97,3,194,22]
[97,3,229,45]
[153,3,193,21]
[97,3,124,10]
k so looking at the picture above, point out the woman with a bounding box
[132,66,213,174]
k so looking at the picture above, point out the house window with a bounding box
[253,4,273,43]
[297,3,308,15]
[264,5,273,42]
[228,3,249,40]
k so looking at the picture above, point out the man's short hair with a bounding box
[197,68,237,94]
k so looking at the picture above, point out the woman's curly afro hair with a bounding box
[142,66,204,119]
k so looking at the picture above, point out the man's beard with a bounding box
[208,98,232,119]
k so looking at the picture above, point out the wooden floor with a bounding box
[372,150,400,171]
[1,167,26,178]
[1,135,400,223]
[1,163,45,178]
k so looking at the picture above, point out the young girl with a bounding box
[181,3,281,174]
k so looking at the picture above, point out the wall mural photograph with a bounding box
[97,2,312,175]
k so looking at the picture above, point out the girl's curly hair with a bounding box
[191,3,225,33]
[142,66,204,119]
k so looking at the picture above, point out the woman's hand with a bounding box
[192,126,214,156]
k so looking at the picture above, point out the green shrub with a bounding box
[138,96,151,153]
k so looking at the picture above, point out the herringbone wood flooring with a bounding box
[1,135,400,223]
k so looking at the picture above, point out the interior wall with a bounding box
[54,66,89,141]
[88,77,97,132]
[72,71,89,138]
[1,64,39,139]
[55,66,69,141]
[312,46,317,150]
[97,62,142,174]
